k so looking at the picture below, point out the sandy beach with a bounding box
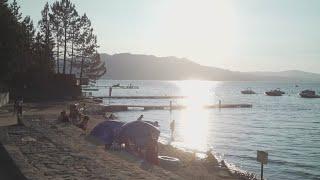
[0,100,252,180]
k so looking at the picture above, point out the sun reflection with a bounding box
[172,80,218,152]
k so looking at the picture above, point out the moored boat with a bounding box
[241,88,256,94]
[265,89,285,96]
[299,90,320,98]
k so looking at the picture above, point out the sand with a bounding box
[0,100,255,180]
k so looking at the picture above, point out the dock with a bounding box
[104,104,252,112]
[97,96,187,99]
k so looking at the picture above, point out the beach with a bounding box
[0,100,243,180]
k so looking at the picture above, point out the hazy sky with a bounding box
[17,0,320,73]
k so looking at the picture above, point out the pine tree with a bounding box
[70,13,106,83]
[85,52,106,80]
[68,11,80,74]
[49,3,63,73]
[39,2,54,71]
[50,0,78,74]
[9,0,21,21]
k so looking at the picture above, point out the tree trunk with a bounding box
[69,38,74,74]
[56,35,60,74]
[79,56,84,85]
[63,27,67,74]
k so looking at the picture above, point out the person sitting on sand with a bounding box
[109,113,117,120]
[77,116,89,131]
[137,114,144,121]
[79,103,86,114]
[58,110,70,123]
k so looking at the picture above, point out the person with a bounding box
[77,116,89,131]
[15,97,23,125]
[58,110,70,123]
[109,113,117,120]
[170,119,175,140]
[69,104,81,124]
[137,114,144,121]
[109,87,112,97]
[79,103,86,114]
[13,98,18,115]
[17,98,23,116]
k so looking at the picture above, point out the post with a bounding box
[257,150,268,180]
[261,163,264,180]
[169,101,173,123]
[219,100,221,109]
[109,87,112,97]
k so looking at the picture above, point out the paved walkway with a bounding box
[3,114,180,180]
[0,104,17,127]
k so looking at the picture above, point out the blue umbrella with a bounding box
[119,120,160,148]
[89,120,125,145]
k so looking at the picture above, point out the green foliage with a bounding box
[0,0,106,89]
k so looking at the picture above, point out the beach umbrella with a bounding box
[119,120,160,148]
[88,120,125,145]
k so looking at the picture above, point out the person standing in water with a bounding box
[170,120,175,140]
[137,114,144,121]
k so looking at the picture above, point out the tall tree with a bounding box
[50,0,78,74]
[9,0,21,21]
[39,2,54,71]
[1,0,54,87]
[85,52,106,80]
[49,3,62,73]
[68,10,80,74]
[19,16,35,73]
[76,14,98,84]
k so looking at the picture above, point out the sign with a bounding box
[257,150,268,164]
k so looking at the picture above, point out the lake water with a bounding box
[90,80,320,180]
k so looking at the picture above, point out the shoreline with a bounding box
[0,100,256,179]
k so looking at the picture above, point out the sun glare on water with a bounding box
[173,80,218,151]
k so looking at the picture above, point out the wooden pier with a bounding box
[97,96,187,99]
[104,104,252,112]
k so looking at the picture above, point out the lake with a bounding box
[89,80,320,180]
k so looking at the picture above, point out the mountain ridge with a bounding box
[100,53,320,81]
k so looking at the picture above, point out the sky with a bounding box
[16,0,320,73]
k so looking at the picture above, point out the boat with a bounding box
[93,97,103,103]
[265,89,285,96]
[122,85,139,89]
[299,90,320,98]
[111,83,139,89]
[241,88,256,94]
[112,83,120,87]
[81,88,99,91]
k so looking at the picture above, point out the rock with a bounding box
[21,136,37,142]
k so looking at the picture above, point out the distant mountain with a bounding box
[248,70,320,81]
[100,53,320,81]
